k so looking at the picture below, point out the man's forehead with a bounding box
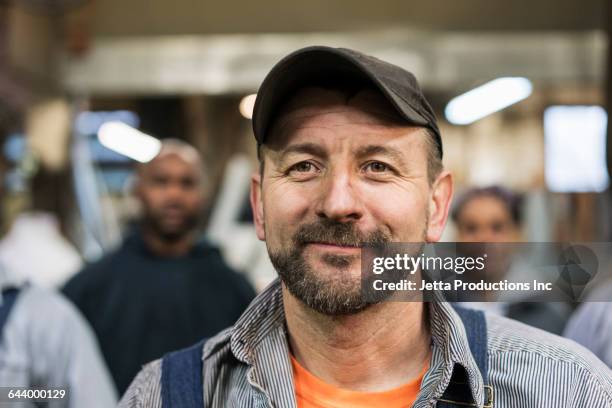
[139,151,202,177]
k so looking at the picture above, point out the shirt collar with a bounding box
[229,278,286,365]
[224,279,484,406]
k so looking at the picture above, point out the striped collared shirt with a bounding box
[120,279,612,407]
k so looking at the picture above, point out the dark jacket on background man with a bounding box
[62,230,255,394]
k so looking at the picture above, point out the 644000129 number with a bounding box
[2,387,68,401]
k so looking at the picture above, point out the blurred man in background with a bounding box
[63,139,255,394]
[453,185,571,334]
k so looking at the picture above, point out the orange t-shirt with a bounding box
[290,355,427,408]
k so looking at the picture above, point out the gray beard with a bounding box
[268,217,427,316]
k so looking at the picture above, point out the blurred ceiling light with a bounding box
[239,94,257,119]
[445,77,533,125]
[544,105,609,193]
[98,122,161,163]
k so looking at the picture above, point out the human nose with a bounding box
[314,169,363,222]
[163,181,185,201]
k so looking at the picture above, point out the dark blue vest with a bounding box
[0,288,20,341]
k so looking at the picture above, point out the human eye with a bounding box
[151,175,169,186]
[181,176,197,190]
[362,161,395,177]
[286,161,320,179]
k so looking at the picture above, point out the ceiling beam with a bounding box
[61,30,607,96]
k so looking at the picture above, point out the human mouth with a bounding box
[306,242,361,254]
[160,208,187,223]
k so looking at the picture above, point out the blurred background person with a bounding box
[0,131,116,406]
[62,139,256,395]
[453,186,523,243]
[564,280,612,367]
[0,270,118,408]
[452,185,572,334]
[0,168,83,288]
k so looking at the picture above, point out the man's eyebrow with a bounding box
[277,143,328,162]
[354,144,407,166]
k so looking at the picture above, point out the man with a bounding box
[121,47,611,407]
[452,185,572,334]
[63,139,255,395]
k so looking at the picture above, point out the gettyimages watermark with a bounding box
[360,243,611,302]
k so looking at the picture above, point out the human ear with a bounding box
[250,171,265,241]
[426,170,453,242]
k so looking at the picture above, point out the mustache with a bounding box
[293,219,391,248]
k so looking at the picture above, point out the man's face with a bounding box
[251,88,452,315]
[137,154,204,241]
[456,195,519,243]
